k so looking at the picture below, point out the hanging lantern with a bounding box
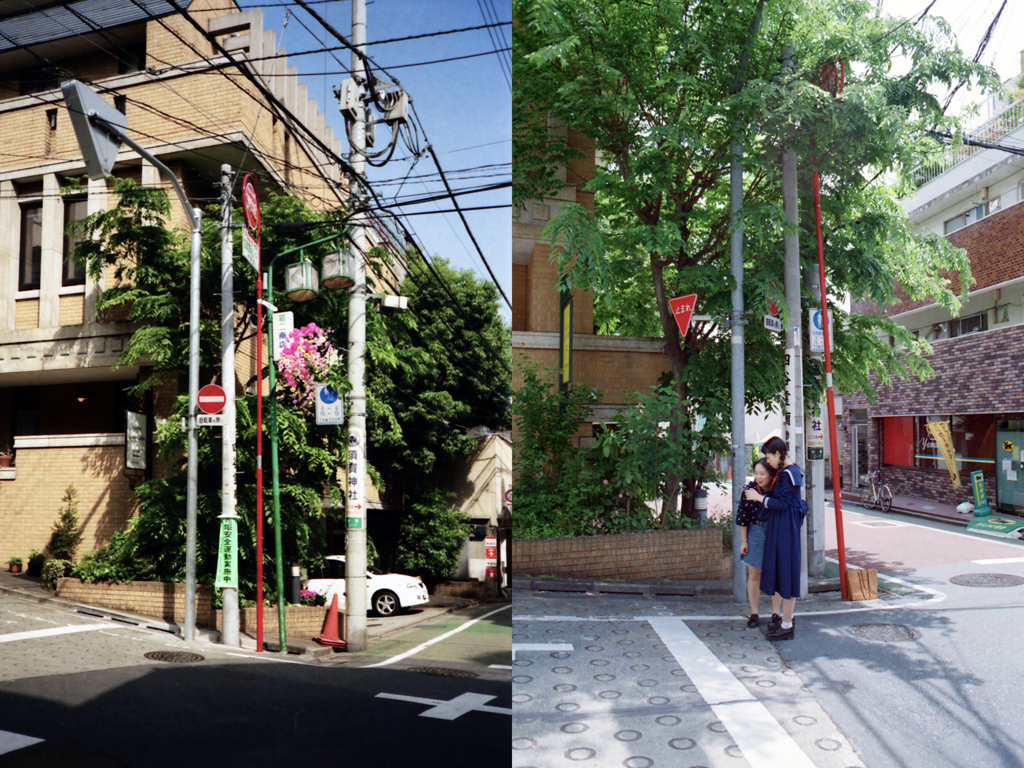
[321,248,354,290]
[285,259,319,301]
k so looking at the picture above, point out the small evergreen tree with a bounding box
[395,491,470,579]
[48,486,84,562]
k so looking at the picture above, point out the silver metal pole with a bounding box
[220,164,240,645]
[730,135,746,605]
[83,112,202,642]
[781,43,808,597]
[345,0,369,651]
[184,211,201,642]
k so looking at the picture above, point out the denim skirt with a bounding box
[741,522,766,570]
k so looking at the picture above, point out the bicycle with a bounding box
[859,470,893,512]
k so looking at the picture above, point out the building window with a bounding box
[63,196,88,286]
[915,415,995,472]
[882,417,914,467]
[18,202,42,291]
[18,68,58,96]
[951,414,995,471]
[943,197,1001,234]
[949,312,987,338]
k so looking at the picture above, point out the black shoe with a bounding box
[766,624,794,641]
[746,613,759,628]
[767,613,782,629]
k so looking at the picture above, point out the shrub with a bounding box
[71,530,155,584]
[48,486,84,562]
[42,559,71,591]
[27,550,44,577]
[395,490,469,579]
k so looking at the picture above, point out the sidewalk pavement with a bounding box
[0,569,486,660]
[707,478,1014,528]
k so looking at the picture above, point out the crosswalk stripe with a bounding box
[0,729,43,755]
[0,624,106,643]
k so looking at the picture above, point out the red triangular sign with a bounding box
[669,294,697,338]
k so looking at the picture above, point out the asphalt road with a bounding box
[0,597,511,767]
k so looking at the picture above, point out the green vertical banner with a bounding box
[215,516,238,590]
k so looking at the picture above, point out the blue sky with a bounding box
[237,0,512,319]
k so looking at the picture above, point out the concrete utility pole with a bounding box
[804,267,826,578]
[781,43,808,596]
[220,164,240,645]
[345,0,369,652]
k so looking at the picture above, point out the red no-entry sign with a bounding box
[198,384,227,414]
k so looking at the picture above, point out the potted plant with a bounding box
[0,444,11,468]
[7,557,22,574]
[27,550,44,578]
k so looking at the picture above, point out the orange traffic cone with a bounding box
[314,593,346,648]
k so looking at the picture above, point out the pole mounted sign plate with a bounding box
[669,294,697,338]
[241,175,260,273]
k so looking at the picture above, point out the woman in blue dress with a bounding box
[743,436,805,640]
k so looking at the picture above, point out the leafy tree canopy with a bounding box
[513,0,999,518]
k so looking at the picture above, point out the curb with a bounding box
[512,576,842,597]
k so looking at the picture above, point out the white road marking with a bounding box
[649,617,818,768]
[363,604,511,668]
[489,664,513,670]
[972,557,1024,564]
[0,624,106,643]
[376,692,510,719]
[0,729,43,755]
[511,642,572,661]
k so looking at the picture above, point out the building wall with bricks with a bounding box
[842,180,1024,510]
[0,0,349,566]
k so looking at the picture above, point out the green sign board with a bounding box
[971,470,991,516]
[214,516,238,589]
[346,516,363,530]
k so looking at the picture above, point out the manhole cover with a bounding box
[144,651,206,663]
[848,623,921,642]
[949,573,1024,588]
[407,666,479,678]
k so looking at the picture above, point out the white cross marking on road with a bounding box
[511,642,573,661]
[0,730,43,755]
[376,692,511,720]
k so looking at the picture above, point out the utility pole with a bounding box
[804,267,826,578]
[220,164,240,645]
[781,42,808,596]
[345,0,369,652]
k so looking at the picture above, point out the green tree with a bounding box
[394,490,470,579]
[513,0,998,519]
[48,485,84,562]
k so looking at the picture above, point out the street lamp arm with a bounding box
[90,115,200,232]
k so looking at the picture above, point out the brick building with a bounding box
[512,119,672,443]
[0,0,348,565]
[842,85,1024,513]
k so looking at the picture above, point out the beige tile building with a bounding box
[0,0,348,565]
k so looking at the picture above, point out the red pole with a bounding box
[811,144,849,600]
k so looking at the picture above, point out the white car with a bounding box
[305,555,429,616]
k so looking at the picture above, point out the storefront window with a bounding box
[915,415,995,472]
[951,414,995,471]
[915,416,945,470]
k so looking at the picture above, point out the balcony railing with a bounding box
[912,97,1024,188]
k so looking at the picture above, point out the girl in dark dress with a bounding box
[735,458,777,627]
[743,436,805,640]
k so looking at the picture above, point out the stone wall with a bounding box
[512,529,728,581]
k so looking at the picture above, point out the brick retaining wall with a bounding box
[55,578,328,638]
[512,529,728,580]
